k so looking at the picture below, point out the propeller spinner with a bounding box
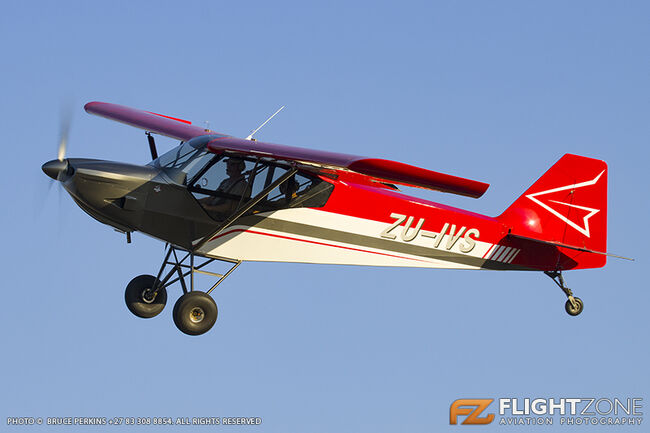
[42,110,73,180]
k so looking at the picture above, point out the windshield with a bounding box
[149,135,228,184]
[149,135,226,170]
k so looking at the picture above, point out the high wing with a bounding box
[205,137,489,197]
[85,101,489,198]
[85,101,211,141]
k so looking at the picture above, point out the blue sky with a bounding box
[1,1,648,432]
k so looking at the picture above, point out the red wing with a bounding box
[85,101,213,141]
[207,137,489,198]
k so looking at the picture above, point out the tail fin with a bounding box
[498,154,607,269]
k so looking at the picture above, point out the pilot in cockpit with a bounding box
[278,176,299,203]
[201,157,249,217]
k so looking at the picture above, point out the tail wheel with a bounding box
[173,291,218,335]
[565,297,584,316]
[125,274,167,318]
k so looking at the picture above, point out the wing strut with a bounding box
[193,165,298,251]
[146,132,158,160]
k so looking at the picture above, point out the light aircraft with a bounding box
[42,102,624,335]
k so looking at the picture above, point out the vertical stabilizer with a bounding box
[498,154,607,268]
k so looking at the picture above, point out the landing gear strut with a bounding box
[124,245,241,335]
[545,270,584,316]
[123,164,295,333]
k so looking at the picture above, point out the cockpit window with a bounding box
[149,135,225,170]
[189,156,250,220]
[188,156,334,221]
[152,139,334,221]
[155,142,199,169]
[149,135,226,184]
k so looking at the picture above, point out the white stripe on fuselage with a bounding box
[198,208,501,269]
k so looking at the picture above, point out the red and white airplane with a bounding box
[41,101,623,335]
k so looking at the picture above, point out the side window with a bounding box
[189,156,334,220]
[190,157,252,221]
[255,171,334,212]
[287,174,334,208]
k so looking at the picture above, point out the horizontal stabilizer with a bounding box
[508,234,633,261]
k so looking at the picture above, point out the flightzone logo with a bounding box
[450,397,643,426]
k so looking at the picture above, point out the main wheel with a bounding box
[172,291,218,335]
[125,275,167,318]
[565,297,584,316]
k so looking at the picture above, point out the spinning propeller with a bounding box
[42,109,73,181]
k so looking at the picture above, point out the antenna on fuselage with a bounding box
[245,105,285,141]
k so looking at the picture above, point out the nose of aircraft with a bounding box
[40,157,162,233]
[42,159,71,180]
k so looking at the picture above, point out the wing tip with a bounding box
[84,101,101,113]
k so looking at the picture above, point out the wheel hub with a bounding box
[189,307,205,323]
[141,288,156,304]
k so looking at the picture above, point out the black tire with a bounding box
[565,297,584,316]
[172,291,218,336]
[125,274,167,318]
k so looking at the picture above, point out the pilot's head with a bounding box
[280,177,299,196]
[225,157,245,176]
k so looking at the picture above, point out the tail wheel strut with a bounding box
[545,270,584,316]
